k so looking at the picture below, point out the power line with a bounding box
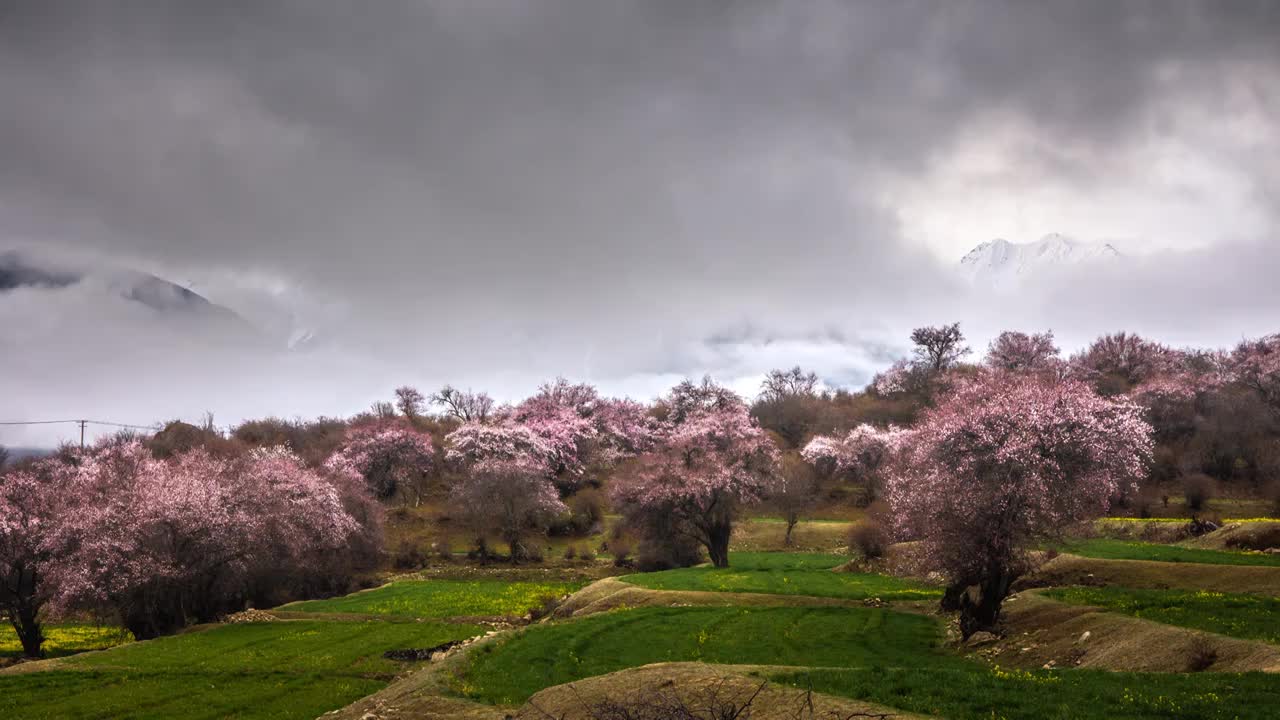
[0,419,160,430]
[0,418,164,450]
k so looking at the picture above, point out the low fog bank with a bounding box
[4,236,1276,448]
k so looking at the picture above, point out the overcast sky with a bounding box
[2,1,1278,446]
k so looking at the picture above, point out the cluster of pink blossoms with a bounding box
[886,373,1153,586]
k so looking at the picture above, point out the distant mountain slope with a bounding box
[959,234,1121,290]
[0,249,256,336]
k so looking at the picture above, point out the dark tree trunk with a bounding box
[953,570,1015,639]
[12,605,43,658]
[706,521,732,568]
[784,514,797,547]
[4,565,45,657]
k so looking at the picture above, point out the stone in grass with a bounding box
[965,631,1000,647]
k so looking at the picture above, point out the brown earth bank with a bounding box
[1090,519,1280,546]
[514,662,930,720]
[1182,521,1280,552]
[1017,553,1280,595]
[968,592,1280,674]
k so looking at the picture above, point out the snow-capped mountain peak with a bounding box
[959,234,1120,290]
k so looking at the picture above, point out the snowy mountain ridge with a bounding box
[959,233,1121,290]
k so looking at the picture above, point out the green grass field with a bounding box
[278,578,585,618]
[778,666,1280,720]
[1057,538,1280,567]
[0,620,483,720]
[1,623,132,660]
[1044,586,1280,644]
[455,605,953,705]
[621,551,939,601]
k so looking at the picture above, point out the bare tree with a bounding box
[432,385,496,423]
[910,323,970,373]
[759,366,819,401]
[394,385,426,419]
[773,454,820,546]
[370,401,397,419]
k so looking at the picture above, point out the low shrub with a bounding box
[527,593,564,622]
[1186,633,1218,672]
[847,520,888,560]
[606,537,634,568]
[1183,474,1215,512]
[392,540,426,570]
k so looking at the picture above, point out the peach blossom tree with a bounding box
[887,372,1152,637]
[611,381,779,568]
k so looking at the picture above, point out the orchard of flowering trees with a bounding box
[4,326,1279,656]
[0,438,378,655]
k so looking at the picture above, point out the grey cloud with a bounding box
[0,2,1278,443]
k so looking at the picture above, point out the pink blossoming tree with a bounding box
[509,379,660,488]
[1227,334,1280,413]
[802,423,910,505]
[448,456,568,562]
[326,421,435,505]
[1071,332,1175,393]
[887,372,1152,637]
[0,456,76,656]
[52,441,360,638]
[611,380,780,568]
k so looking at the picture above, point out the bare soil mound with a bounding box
[974,592,1280,674]
[513,662,928,719]
[1183,521,1280,552]
[553,578,860,619]
[1018,553,1280,595]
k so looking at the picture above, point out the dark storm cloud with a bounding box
[1,1,1278,442]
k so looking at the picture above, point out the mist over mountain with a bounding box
[0,250,253,335]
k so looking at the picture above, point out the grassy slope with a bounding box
[0,620,483,720]
[0,624,131,660]
[1059,538,1280,567]
[780,667,1280,720]
[455,606,950,705]
[279,578,585,618]
[1044,586,1280,644]
[621,551,939,601]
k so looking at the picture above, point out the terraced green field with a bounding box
[621,551,939,600]
[278,578,585,618]
[455,605,952,704]
[0,620,483,720]
[1058,538,1280,567]
[1044,586,1280,644]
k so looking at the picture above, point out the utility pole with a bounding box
[78,419,87,451]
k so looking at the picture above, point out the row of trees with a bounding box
[0,439,378,656]
[6,326,1276,650]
